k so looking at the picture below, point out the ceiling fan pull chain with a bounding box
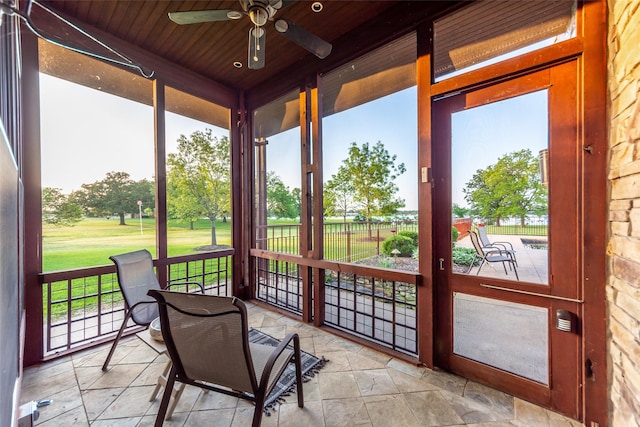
[253,25,259,62]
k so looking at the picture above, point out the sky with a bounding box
[39,73,228,193]
[451,90,548,207]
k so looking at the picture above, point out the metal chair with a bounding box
[476,225,517,265]
[147,289,304,427]
[102,249,203,371]
[468,230,519,280]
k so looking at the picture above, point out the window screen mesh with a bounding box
[434,0,576,80]
[453,293,549,384]
[322,31,416,117]
[252,32,416,140]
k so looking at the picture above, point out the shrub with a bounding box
[451,227,459,245]
[452,247,479,266]
[377,256,394,269]
[398,230,418,246]
[381,235,416,257]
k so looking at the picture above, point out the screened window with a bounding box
[321,32,418,269]
[165,87,231,257]
[253,89,302,255]
[39,42,154,271]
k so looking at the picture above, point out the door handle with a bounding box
[480,283,583,303]
[439,258,445,270]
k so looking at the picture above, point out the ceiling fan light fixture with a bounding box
[250,26,265,38]
[248,5,269,26]
[274,19,288,33]
[226,10,243,20]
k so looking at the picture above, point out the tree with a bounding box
[75,172,153,225]
[42,187,83,226]
[463,149,547,226]
[291,187,302,217]
[336,141,406,223]
[324,167,357,221]
[167,130,230,246]
[266,172,298,219]
[452,203,470,219]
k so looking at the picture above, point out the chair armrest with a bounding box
[258,332,300,392]
[483,245,513,257]
[490,241,515,251]
[166,280,205,294]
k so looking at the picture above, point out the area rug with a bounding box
[248,328,327,413]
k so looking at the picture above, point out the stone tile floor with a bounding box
[21,302,583,426]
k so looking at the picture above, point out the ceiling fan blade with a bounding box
[168,10,237,25]
[248,27,266,70]
[274,19,332,59]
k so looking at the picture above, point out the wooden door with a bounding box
[433,62,582,419]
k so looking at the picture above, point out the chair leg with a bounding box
[502,262,508,275]
[475,260,486,275]
[252,397,264,427]
[293,336,304,408]
[466,254,478,274]
[102,311,133,371]
[155,365,177,427]
[512,262,519,281]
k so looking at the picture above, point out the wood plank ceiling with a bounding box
[33,0,439,94]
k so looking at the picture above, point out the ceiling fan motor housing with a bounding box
[242,0,282,26]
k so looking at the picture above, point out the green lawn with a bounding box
[42,217,232,271]
[41,216,399,271]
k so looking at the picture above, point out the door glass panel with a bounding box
[451,90,549,284]
[453,293,549,384]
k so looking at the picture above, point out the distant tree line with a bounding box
[43,171,153,227]
[42,129,231,247]
[42,135,408,246]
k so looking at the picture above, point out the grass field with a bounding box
[42,217,232,271]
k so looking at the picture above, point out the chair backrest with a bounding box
[110,249,161,325]
[148,290,257,394]
[476,225,491,247]
[469,230,486,257]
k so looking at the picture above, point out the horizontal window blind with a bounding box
[434,0,576,79]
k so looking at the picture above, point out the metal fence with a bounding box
[479,216,548,237]
[256,221,420,262]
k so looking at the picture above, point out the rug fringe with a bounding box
[263,356,330,415]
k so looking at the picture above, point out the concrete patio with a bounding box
[20,301,581,426]
[456,234,549,285]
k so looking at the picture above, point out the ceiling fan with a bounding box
[168,0,333,70]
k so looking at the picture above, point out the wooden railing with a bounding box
[251,249,420,356]
[39,250,234,357]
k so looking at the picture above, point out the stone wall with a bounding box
[607,1,640,425]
